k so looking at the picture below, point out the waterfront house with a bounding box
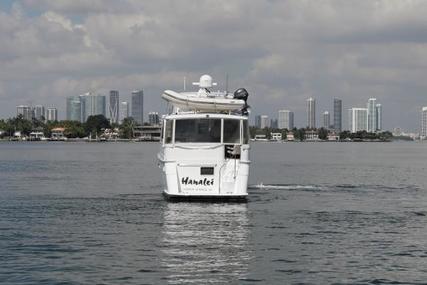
[286,132,295,141]
[305,130,319,141]
[270,132,282,141]
[51,128,66,141]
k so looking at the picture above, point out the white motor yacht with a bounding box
[158,75,251,200]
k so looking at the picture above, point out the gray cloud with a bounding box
[1,0,427,131]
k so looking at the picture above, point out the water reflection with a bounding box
[160,203,252,284]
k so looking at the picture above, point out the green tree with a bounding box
[293,128,306,141]
[318,128,328,140]
[120,117,136,139]
[339,130,351,140]
[85,115,110,137]
[55,120,86,138]
[8,115,33,135]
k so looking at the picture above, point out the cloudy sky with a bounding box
[1,0,427,130]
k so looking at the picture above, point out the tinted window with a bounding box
[175,119,221,143]
[224,119,240,144]
[165,120,173,144]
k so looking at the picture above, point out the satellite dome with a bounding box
[199,74,213,88]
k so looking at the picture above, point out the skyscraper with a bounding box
[333,98,342,132]
[46,108,58,122]
[375,104,382,131]
[148,112,160,125]
[307,97,316,129]
[323,111,330,129]
[66,95,82,122]
[33,105,45,121]
[270,119,278,129]
[422,107,427,138]
[367,98,377,133]
[349,108,368,133]
[278,110,294,130]
[120,101,129,123]
[131,90,144,125]
[109,90,119,124]
[80,93,106,122]
[255,115,261,128]
[260,115,269,129]
[16,105,32,120]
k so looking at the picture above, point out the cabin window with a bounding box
[243,120,249,144]
[223,119,240,144]
[165,120,173,144]
[175,119,221,143]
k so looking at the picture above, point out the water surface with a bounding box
[1,141,427,284]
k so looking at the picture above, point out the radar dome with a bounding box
[199,74,213,88]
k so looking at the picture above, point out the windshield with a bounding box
[223,119,240,144]
[175,118,221,143]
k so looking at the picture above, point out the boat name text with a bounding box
[181,177,214,186]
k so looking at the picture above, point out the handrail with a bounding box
[173,144,223,150]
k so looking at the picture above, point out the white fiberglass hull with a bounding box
[158,144,250,200]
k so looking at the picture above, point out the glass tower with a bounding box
[131,90,144,125]
[307,97,316,129]
[278,110,294,130]
[349,108,368,133]
[66,96,82,122]
[422,107,427,138]
[367,98,377,133]
[109,90,119,124]
[323,111,330,129]
[333,98,342,132]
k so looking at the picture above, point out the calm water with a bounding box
[1,141,427,284]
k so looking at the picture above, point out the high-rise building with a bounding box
[33,105,45,121]
[307,97,316,129]
[271,119,278,129]
[255,115,261,128]
[367,98,377,133]
[131,90,144,125]
[46,108,58,122]
[109,90,119,124]
[260,115,269,129]
[16,105,32,120]
[278,110,294,130]
[422,107,427,138]
[66,95,83,122]
[323,111,330,129]
[349,108,368,133]
[333,98,342,132]
[375,104,382,131]
[120,101,129,123]
[80,93,106,122]
[148,112,160,125]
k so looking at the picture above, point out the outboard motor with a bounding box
[233,88,249,102]
[234,88,250,116]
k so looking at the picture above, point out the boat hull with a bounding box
[158,144,250,200]
[162,192,247,202]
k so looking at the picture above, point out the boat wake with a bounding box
[249,183,324,191]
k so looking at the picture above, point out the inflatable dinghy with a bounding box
[162,90,246,112]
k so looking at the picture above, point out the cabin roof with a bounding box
[163,113,248,120]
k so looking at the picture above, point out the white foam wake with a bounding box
[249,183,323,191]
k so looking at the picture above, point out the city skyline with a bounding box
[2,1,427,131]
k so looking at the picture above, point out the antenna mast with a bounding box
[225,73,229,94]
